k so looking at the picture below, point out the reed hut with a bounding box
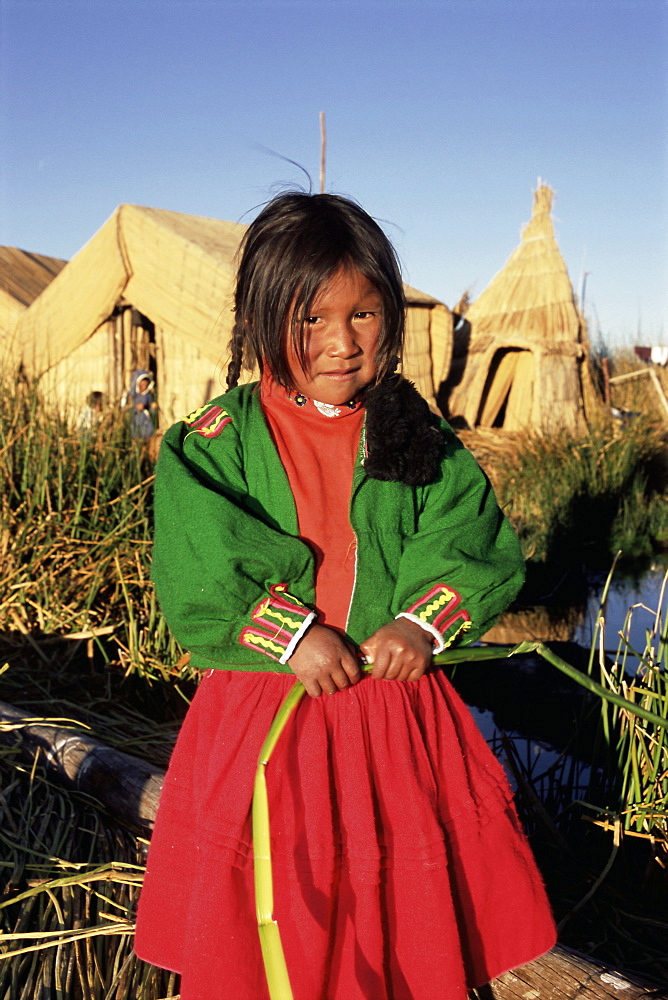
[401,281,453,412]
[0,247,66,366]
[16,205,245,426]
[444,184,598,434]
[16,205,451,426]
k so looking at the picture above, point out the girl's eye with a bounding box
[354,311,377,320]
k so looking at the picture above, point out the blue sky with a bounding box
[1,0,666,345]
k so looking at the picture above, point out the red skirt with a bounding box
[134,668,556,999]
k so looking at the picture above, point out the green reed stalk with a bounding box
[252,640,667,999]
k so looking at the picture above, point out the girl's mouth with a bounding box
[320,369,359,380]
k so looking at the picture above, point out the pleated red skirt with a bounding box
[135,668,556,999]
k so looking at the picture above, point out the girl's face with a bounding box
[285,267,382,405]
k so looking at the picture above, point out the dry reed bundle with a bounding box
[0,736,177,999]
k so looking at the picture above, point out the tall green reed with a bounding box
[494,416,668,563]
[582,568,668,858]
[0,375,187,686]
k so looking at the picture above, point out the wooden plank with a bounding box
[648,367,668,420]
[609,369,651,384]
[475,945,664,999]
[608,366,668,422]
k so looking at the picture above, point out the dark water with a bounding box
[454,561,668,773]
[573,564,668,664]
[456,566,668,982]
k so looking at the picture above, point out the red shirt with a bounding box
[260,373,364,632]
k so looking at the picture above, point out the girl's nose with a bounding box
[328,322,361,358]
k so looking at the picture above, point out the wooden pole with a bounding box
[609,366,668,422]
[608,369,653,385]
[319,112,326,194]
[601,356,611,408]
[648,367,668,420]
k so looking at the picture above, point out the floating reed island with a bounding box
[2,182,668,995]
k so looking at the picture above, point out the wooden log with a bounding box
[0,702,664,997]
[476,943,664,999]
[0,700,164,834]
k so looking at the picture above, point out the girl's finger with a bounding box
[383,659,402,680]
[326,670,345,692]
[341,657,362,685]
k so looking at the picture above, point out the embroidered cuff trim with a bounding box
[279,612,316,664]
[402,584,471,650]
[442,619,472,649]
[239,584,314,663]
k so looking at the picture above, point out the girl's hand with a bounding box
[360,618,433,683]
[288,624,362,698]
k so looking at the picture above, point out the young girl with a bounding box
[134,192,556,999]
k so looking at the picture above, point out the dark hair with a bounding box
[226,193,405,391]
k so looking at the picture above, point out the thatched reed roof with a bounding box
[16,205,246,375]
[464,184,581,346]
[16,206,447,373]
[0,248,66,353]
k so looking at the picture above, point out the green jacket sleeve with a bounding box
[152,407,317,669]
[392,427,525,650]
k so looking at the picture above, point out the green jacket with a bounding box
[152,382,525,673]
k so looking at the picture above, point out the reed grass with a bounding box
[0,374,194,689]
[580,568,668,858]
[0,738,178,999]
[493,415,668,563]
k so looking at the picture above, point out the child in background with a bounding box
[76,390,104,443]
[125,369,157,441]
[135,192,556,1000]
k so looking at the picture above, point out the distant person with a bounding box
[76,390,104,443]
[134,192,556,999]
[124,369,157,440]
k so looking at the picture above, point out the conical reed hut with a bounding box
[444,184,599,434]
